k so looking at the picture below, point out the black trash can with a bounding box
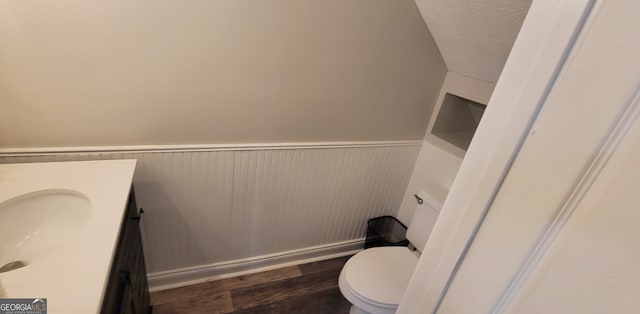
[365,216,409,249]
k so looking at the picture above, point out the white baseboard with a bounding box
[147,238,365,292]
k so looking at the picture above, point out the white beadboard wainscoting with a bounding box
[0,141,421,290]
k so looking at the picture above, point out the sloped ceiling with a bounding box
[414,0,532,83]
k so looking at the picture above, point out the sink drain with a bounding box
[0,261,27,273]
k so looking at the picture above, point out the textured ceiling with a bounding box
[414,0,532,83]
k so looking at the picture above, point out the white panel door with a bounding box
[435,0,640,313]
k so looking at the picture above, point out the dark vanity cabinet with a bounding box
[102,189,151,314]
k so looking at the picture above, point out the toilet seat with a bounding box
[339,246,418,313]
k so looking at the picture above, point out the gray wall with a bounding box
[0,0,446,148]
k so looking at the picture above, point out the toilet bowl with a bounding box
[338,189,443,314]
[339,246,418,314]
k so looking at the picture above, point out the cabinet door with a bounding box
[118,271,135,314]
[102,189,151,314]
[128,190,151,314]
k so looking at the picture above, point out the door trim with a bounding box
[397,1,598,312]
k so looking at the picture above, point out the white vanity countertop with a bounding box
[0,160,137,314]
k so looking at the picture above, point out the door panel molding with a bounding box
[432,0,640,311]
[494,86,640,312]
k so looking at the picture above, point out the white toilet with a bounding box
[338,190,442,314]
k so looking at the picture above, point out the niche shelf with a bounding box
[430,93,486,153]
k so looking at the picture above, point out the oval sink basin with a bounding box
[0,190,91,271]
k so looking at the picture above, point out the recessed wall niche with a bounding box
[431,93,486,152]
[424,72,495,159]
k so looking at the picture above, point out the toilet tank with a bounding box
[405,188,445,251]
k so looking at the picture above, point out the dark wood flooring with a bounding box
[151,256,352,314]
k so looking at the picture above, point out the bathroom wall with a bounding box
[396,143,460,225]
[0,0,446,289]
[0,142,420,289]
[396,72,495,232]
[0,0,446,148]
